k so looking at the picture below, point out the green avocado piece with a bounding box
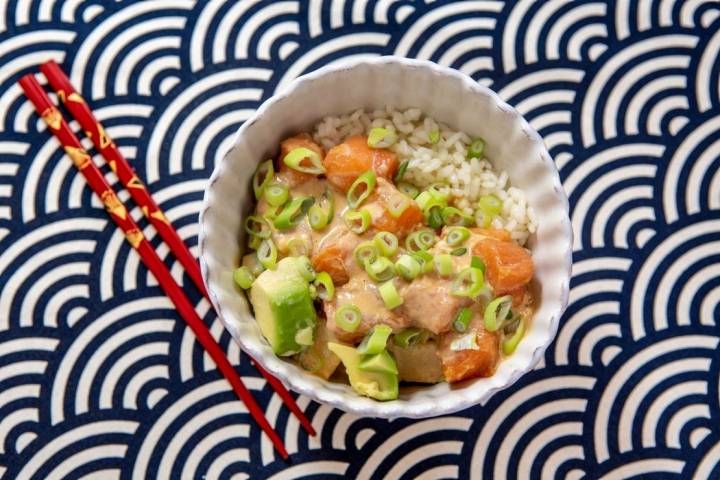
[328,342,398,401]
[250,257,316,356]
[358,350,398,375]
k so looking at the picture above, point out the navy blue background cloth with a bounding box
[1,1,720,478]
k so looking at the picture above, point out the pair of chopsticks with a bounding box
[19,61,315,459]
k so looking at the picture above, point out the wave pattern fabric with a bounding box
[0,1,719,478]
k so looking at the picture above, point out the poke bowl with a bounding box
[199,57,572,418]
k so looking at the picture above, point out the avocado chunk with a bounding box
[250,257,316,356]
[358,350,398,375]
[328,342,398,401]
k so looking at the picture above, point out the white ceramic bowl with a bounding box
[199,57,572,418]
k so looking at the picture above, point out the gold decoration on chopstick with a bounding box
[101,190,127,220]
[64,146,91,170]
[40,106,62,130]
[151,210,170,225]
[68,92,84,104]
[97,124,111,149]
[57,90,66,103]
[127,175,144,190]
[109,160,117,173]
[125,228,144,249]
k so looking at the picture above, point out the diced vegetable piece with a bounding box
[428,129,440,144]
[450,247,467,256]
[324,135,398,191]
[250,257,317,355]
[233,266,255,289]
[264,183,289,207]
[467,138,485,159]
[471,256,485,271]
[343,208,371,234]
[379,280,403,309]
[405,229,436,252]
[442,207,474,226]
[252,160,274,199]
[394,160,409,182]
[367,127,397,148]
[484,295,513,332]
[451,267,484,297]
[287,237,311,257]
[273,197,314,229]
[387,195,411,218]
[425,204,444,229]
[472,237,534,294]
[335,304,362,332]
[358,350,398,375]
[328,342,398,401]
[411,250,435,273]
[357,325,393,355]
[428,183,450,204]
[434,254,454,277]
[478,194,503,216]
[453,307,472,332]
[257,239,277,269]
[313,271,335,301]
[353,241,379,268]
[394,254,421,280]
[295,256,316,282]
[374,231,399,257]
[308,188,335,230]
[366,257,395,282]
[446,226,470,247]
[347,170,376,208]
[283,147,325,174]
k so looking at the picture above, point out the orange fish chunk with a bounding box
[277,133,324,187]
[473,237,534,294]
[323,135,398,191]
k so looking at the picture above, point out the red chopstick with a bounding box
[39,60,316,438]
[18,73,290,460]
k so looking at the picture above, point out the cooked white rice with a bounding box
[312,107,538,246]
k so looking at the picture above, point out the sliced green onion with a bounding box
[434,254,454,277]
[367,127,397,148]
[394,254,421,280]
[442,206,474,226]
[502,316,526,355]
[357,325,392,355]
[484,295,513,332]
[283,147,325,174]
[354,241,379,267]
[296,256,316,281]
[453,307,473,332]
[374,231,398,257]
[262,206,280,220]
[242,253,265,276]
[273,197,314,229]
[347,170,376,208]
[414,191,433,210]
[308,204,329,230]
[405,229,436,252]
[388,196,410,218]
[428,183,451,203]
[257,239,278,269]
[233,266,255,289]
[450,247,467,256]
[335,304,362,332]
[253,160,274,199]
[411,250,434,273]
[295,326,314,346]
[264,183,289,207]
[467,138,485,159]
[343,208,371,234]
[446,226,471,247]
[366,257,395,282]
[394,160,409,182]
[428,129,440,144]
[394,328,428,347]
[398,182,420,199]
[471,256,486,273]
[479,194,503,216]
[425,204,444,229]
[313,271,335,301]
[248,234,262,250]
[451,267,484,297]
[244,215,271,239]
[378,280,403,309]
[287,237,310,257]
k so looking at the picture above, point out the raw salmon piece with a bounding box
[370,179,423,237]
[311,245,350,286]
[323,135,398,191]
[469,227,512,242]
[277,133,324,187]
[472,237,534,294]
[438,328,499,383]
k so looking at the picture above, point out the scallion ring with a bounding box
[374,231,399,257]
[354,241,379,267]
[394,254,421,280]
[394,160,409,182]
[471,255,486,273]
[434,254,454,277]
[313,271,335,301]
[296,256,316,282]
[446,226,471,247]
[307,204,329,230]
[394,328,427,347]
[283,147,325,174]
[477,194,503,227]
[257,238,278,269]
[335,304,362,332]
[366,257,395,282]
[502,316,526,355]
[442,206,474,226]
[397,182,420,199]
[414,191,433,210]
[252,159,274,199]
[244,215,271,239]
[451,267,484,297]
[343,208,371,234]
[233,266,255,289]
[453,307,473,332]
[388,196,410,218]
[405,229,436,252]
[428,183,451,203]
[347,170,376,209]
[247,234,262,250]
[378,280,403,309]
[484,295,513,332]
[287,237,311,257]
[367,127,397,148]
[357,325,392,355]
[425,204,444,229]
[450,247,467,256]
[411,250,434,273]
[467,138,485,159]
[264,183,289,207]
[273,197,314,229]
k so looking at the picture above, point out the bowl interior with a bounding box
[200,58,571,418]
